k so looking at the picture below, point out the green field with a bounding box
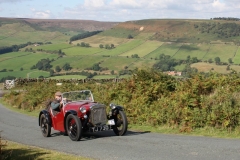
[63,47,103,56]
[191,62,240,74]
[51,55,107,70]
[202,44,238,62]
[144,42,182,59]
[72,35,130,48]
[233,47,240,64]
[119,40,162,57]
[50,75,87,79]
[0,52,59,71]
[0,70,49,79]
[0,52,31,62]
[173,43,210,60]
[100,56,137,71]
[96,39,144,56]
[35,43,72,51]
[0,22,70,47]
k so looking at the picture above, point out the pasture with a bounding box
[96,39,144,56]
[63,47,103,56]
[71,35,130,48]
[144,42,182,59]
[173,43,210,60]
[202,44,238,62]
[50,75,87,79]
[0,52,59,71]
[233,47,240,64]
[119,40,162,57]
[0,70,49,79]
[34,43,72,51]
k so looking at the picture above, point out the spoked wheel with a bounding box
[113,110,128,136]
[40,114,51,137]
[66,114,82,141]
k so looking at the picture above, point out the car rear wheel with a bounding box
[113,110,128,136]
[66,114,82,141]
[40,114,51,137]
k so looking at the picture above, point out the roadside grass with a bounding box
[0,140,91,160]
[144,42,182,59]
[202,44,238,62]
[173,43,210,60]
[71,35,130,48]
[119,40,162,57]
[128,124,240,139]
[96,39,144,56]
[34,43,72,51]
[63,47,103,56]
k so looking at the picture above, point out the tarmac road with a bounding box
[0,101,240,160]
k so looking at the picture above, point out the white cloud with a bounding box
[30,8,51,19]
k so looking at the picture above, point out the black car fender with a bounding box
[110,105,124,116]
[64,110,78,130]
[39,110,52,126]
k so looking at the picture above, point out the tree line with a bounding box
[69,31,102,42]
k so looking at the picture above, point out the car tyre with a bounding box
[113,110,128,136]
[66,114,82,141]
[40,114,51,137]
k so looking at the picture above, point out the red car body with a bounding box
[39,90,128,141]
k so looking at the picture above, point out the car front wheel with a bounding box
[40,114,51,137]
[113,110,128,136]
[65,114,82,141]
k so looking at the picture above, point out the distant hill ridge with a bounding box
[0,17,119,32]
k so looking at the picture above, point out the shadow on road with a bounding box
[50,130,151,141]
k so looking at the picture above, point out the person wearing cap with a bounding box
[51,91,63,112]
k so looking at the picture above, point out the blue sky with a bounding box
[0,0,239,22]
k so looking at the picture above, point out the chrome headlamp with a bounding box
[109,103,116,109]
[80,107,86,113]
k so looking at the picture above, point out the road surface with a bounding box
[0,100,240,160]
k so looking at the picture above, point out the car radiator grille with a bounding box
[89,104,107,126]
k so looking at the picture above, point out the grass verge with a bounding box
[0,140,91,160]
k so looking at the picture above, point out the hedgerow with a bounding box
[3,69,240,132]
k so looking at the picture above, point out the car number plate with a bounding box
[108,119,115,125]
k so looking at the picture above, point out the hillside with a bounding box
[101,19,240,43]
[1,18,240,80]
[0,17,119,32]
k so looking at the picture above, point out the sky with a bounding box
[0,0,239,22]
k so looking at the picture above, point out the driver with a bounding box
[51,91,63,112]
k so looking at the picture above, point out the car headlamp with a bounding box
[80,107,86,113]
[109,103,116,109]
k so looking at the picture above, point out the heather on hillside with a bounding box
[3,69,240,132]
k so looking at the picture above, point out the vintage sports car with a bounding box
[38,90,128,141]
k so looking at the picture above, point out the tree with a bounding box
[228,58,233,64]
[55,66,61,72]
[110,44,115,49]
[111,70,115,75]
[49,69,54,76]
[208,58,213,63]
[214,57,221,65]
[99,44,104,48]
[62,63,72,71]
[128,34,133,39]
